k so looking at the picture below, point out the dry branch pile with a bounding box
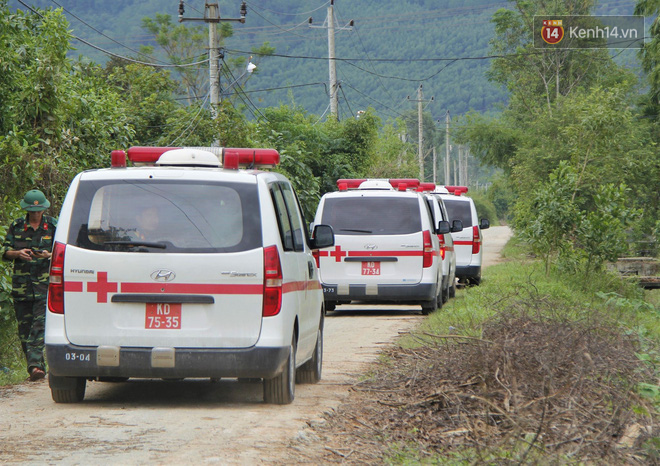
[293,301,658,464]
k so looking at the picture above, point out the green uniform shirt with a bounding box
[2,215,57,301]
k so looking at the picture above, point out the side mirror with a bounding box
[437,220,450,235]
[310,224,334,249]
[451,220,463,233]
[480,218,490,230]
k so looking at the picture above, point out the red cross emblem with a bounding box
[87,271,118,303]
[329,245,347,262]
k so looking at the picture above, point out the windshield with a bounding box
[68,179,262,253]
[321,196,421,235]
[442,198,473,228]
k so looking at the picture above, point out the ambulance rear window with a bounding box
[321,197,421,235]
[68,179,261,253]
[442,198,473,228]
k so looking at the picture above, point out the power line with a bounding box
[245,1,330,18]
[17,0,209,69]
[48,0,168,65]
[337,83,354,119]
[221,57,268,122]
[339,80,404,118]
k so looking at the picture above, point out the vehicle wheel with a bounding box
[296,323,323,384]
[469,276,481,286]
[49,374,86,403]
[263,336,296,404]
[449,278,456,298]
[324,302,336,313]
[441,276,450,304]
[421,294,438,315]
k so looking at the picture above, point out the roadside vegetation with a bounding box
[296,236,659,464]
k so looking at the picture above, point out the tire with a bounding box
[421,294,438,315]
[449,278,456,298]
[441,276,450,304]
[263,336,296,404]
[49,375,86,403]
[324,302,336,313]
[296,324,323,384]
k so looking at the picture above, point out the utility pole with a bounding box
[445,110,451,185]
[327,2,337,117]
[407,85,433,180]
[432,146,437,184]
[309,1,353,119]
[458,145,464,185]
[179,1,247,120]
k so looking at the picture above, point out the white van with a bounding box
[420,184,460,302]
[45,146,334,404]
[313,178,443,314]
[434,186,489,285]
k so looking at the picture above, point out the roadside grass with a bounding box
[386,238,660,464]
[313,236,659,464]
[0,311,27,385]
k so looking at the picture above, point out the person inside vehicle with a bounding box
[132,205,160,241]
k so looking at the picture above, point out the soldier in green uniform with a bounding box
[2,190,57,381]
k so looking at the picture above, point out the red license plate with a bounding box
[145,303,182,329]
[361,261,381,275]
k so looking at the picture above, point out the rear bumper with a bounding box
[456,265,481,279]
[322,282,436,304]
[46,343,289,379]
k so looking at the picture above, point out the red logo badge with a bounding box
[541,19,564,44]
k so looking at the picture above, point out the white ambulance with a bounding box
[433,186,490,286]
[312,178,443,315]
[418,183,460,302]
[45,146,334,404]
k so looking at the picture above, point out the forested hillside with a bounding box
[9,0,639,121]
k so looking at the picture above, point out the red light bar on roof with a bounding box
[446,185,468,196]
[336,179,367,190]
[123,146,279,169]
[389,178,420,190]
[417,182,436,192]
[127,146,181,163]
[111,150,126,168]
[222,148,280,169]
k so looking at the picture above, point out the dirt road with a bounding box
[0,226,512,465]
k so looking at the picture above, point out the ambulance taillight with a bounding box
[48,242,66,315]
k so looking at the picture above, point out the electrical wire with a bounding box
[17,0,209,68]
[339,80,405,118]
[246,1,330,18]
[335,66,404,120]
[247,6,316,40]
[48,0,168,65]
[221,58,268,122]
[313,102,332,125]
[168,92,211,146]
[337,83,354,119]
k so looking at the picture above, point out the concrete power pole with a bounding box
[407,85,433,180]
[327,2,338,117]
[432,146,437,184]
[309,1,353,119]
[179,1,246,120]
[418,85,424,180]
[208,3,220,117]
[445,110,451,185]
